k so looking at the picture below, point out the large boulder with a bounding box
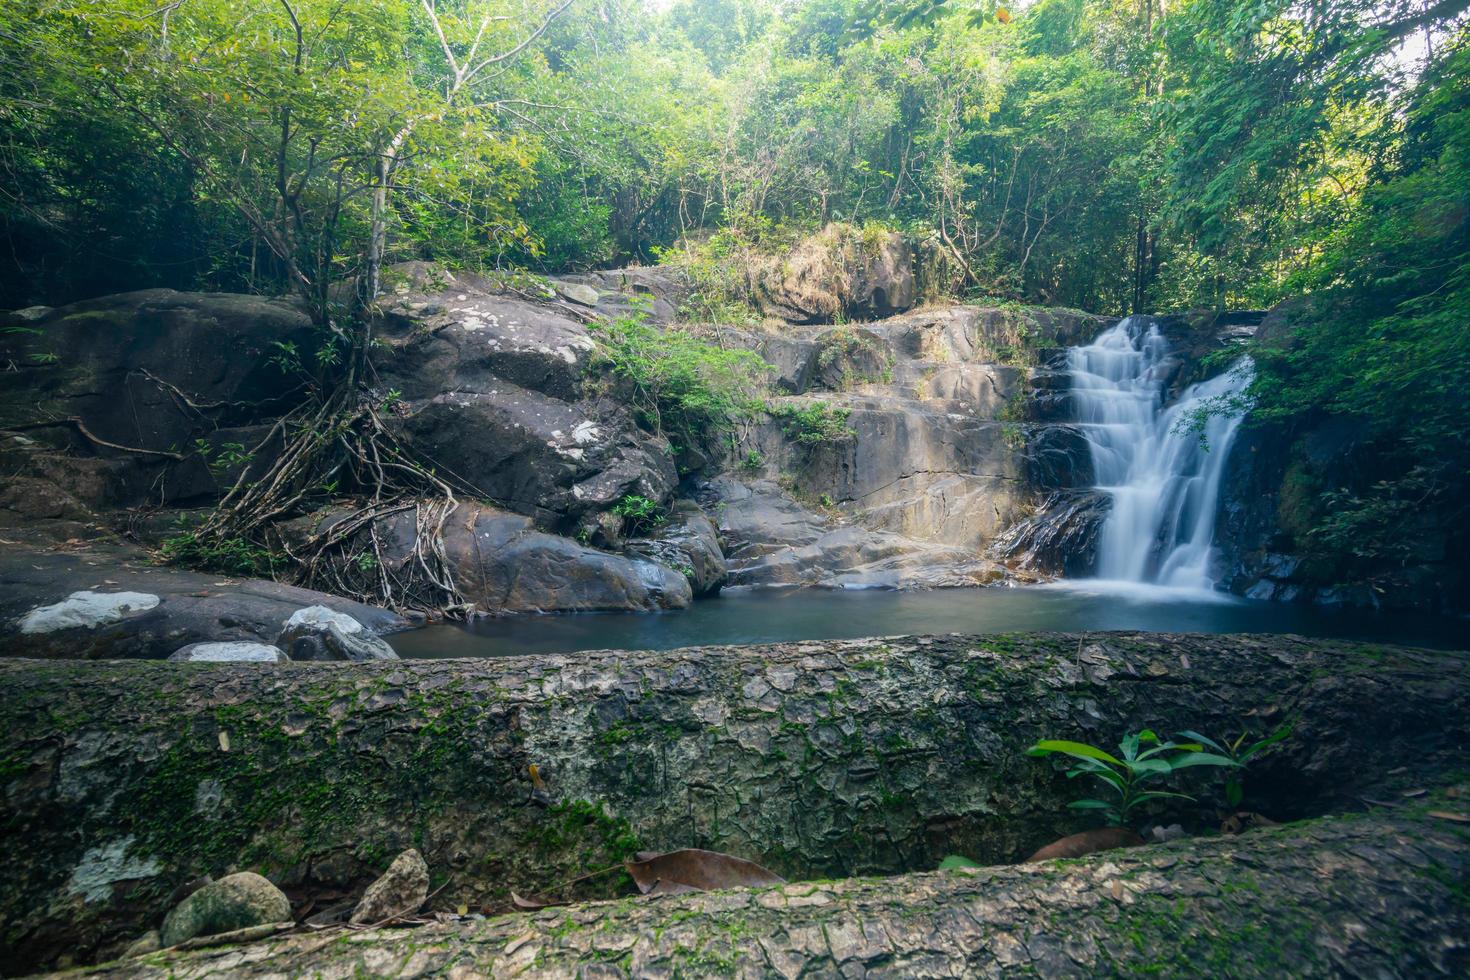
[158,872,291,948]
[289,501,693,615]
[750,224,915,323]
[0,290,315,509]
[371,264,678,529]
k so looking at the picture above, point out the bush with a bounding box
[589,313,771,454]
[768,400,856,446]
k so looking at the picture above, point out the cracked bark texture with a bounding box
[2,632,1466,972]
[69,807,1470,979]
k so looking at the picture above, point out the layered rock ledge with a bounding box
[2,632,1466,971]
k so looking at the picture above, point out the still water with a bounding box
[388,582,1466,658]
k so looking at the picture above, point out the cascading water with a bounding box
[1068,316,1252,592]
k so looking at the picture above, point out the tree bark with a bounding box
[2,632,1466,972]
[72,805,1470,978]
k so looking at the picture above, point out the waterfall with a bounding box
[1068,316,1252,591]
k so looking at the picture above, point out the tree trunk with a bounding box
[76,805,1470,978]
[2,632,1466,972]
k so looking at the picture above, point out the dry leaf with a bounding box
[1428,810,1470,824]
[1402,789,1428,798]
[1025,828,1144,863]
[511,892,568,910]
[625,849,784,895]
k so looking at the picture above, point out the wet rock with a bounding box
[350,849,429,925]
[625,501,727,597]
[989,490,1110,577]
[158,872,290,948]
[168,642,289,664]
[276,606,399,662]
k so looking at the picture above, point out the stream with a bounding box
[388,584,1466,657]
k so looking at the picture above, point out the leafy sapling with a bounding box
[1027,730,1239,827]
[1176,723,1293,808]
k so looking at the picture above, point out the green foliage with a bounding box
[610,494,666,537]
[1028,730,1238,827]
[160,532,278,579]
[1176,724,1293,809]
[768,401,856,446]
[589,314,771,452]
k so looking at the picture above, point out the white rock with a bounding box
[284,605,365,634]
[19,591,160,634]
[169,642,289,663]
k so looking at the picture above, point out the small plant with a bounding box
[769,401,855,446]
[1176,723,1293,808]
[380,388,403,411]
[611,494,666,536]
[739,449,765,472]
[193,439,254,476]
[161,531,278,578]
[1028,730,1238,827]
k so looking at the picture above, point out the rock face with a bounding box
[0,535,407,660]
[697,477,1012,589]
[3,632,1463,970]
[726,303,1108,567]
[749,224,916,323]
[0,290,315,509]
[78,806,1469,979]
[291,501,693,615]
[158,872,291,948]
[371,264,678,531]
[349,849,430,925]
[276,606,399,662]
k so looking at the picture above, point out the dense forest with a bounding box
[3,0,1468,583]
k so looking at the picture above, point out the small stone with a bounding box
[169,642,289,663]
[554,282,600,307]
[123,930,161,958]
[159,872,291,947]
[350,848,430,924]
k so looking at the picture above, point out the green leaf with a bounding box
[1168,752,1241,770]
[1067,799,1116,810]
[1239,723,1293,761]
[1029,740,1123,767]
[938,855,983,870]
[1176,730,1227,754]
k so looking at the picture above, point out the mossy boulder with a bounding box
[158,872,290,947]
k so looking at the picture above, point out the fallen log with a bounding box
[68,805,1470,978]
[2,632,1466,972]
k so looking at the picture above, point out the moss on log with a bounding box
[2,632,1466,972]
[72,805,1470,978]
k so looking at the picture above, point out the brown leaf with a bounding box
[1025,828,1144,863]
[511,891,568,910]
[1428,810,1470,824]
[1402,788,1428,798]
[624,849,785,895]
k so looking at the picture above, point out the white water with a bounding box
[1068,316,1252,593]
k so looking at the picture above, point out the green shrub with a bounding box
[768,401,855,446]
[589,314,771,453]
